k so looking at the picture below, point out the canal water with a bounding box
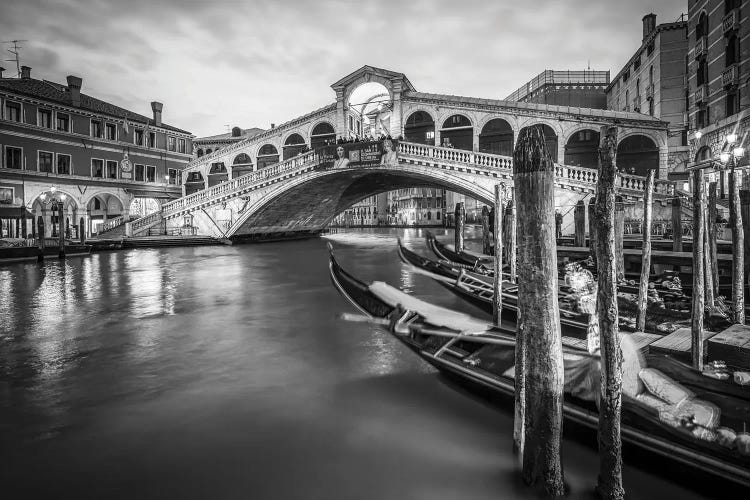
[0,229,721,499]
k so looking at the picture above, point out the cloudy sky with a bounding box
[1,0,686,137]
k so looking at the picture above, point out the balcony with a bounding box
[694,85,708,105]
[695,38,707,59]
[646,84,654,100]
[722,64,739,88]
[723,9,739,34]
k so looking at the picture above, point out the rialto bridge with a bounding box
[119,66,676,239]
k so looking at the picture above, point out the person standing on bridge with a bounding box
[380,139,398,167]
[334,146,350,169]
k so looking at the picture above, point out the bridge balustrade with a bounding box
[99,215,126,233]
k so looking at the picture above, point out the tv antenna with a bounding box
[2,40,28,78]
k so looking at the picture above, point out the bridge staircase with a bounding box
[146,141,676,237]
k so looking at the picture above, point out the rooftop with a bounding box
[505,70,611,102]
[0,75,192,135]
[195,127,266,142]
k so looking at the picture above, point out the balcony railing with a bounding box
[723,9,739,34]
[722,64,739,88]
[694,85,708,105]
[695,38,707,59]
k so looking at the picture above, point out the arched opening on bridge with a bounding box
[440,114,473,150]
[347,82,392,139]
[185,171,205,195]
[30,190,80,238]
[564,129,600,169]
[478,118,513,156]
[208,162,229,187]
[283,133,306,160]
[87,194,124,235]
[196,148,204,157]
[519,124,558,162]
[257,144,280,169]
[404,111,435,145]
[232,153,254,178]
[617,134,659,177]
[310,123,336,149]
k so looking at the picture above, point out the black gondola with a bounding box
[327,243,750,489]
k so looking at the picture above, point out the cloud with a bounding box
[0,0,686,137]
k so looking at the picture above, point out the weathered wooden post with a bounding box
[57,202,66,259]
[513,125,565,495]
[493,186,503,326]
[703,202,715,309]
[481,206,491,255]
[588,196,597,264]
[21,215,27,239]
[595,125,625,500]
[730,169,745,324]
[37,216,45,263]
[509,194,517,283]
[637,170,655,332]
[574,199,586,247]
[615,195,625,281]
[708,182,719,296]
[80,217,86,244]
[454,202,465,253]
[672,197,683,252]
[741,189,750,284]
[692,170,705,371]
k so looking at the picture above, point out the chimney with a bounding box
[271,123,275,129]
[151,101,163,127]
[642,13,657,42]
[20,65,31,79]
[66,75,82,107]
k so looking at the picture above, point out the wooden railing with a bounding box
[162,150,317,217]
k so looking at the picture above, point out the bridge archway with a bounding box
[519,123,558,162]
[232,153,254,178]
[310,122,336,149]
[196,148,204,157]
[404,111,435,145]
[564,128,600,169]
[208,162,229,187]
[257,144,280,169]
[185,171,205,195]
[479,118,513,156]
[440,114,473,150]
[617,134,659,177]
[283,133,306,160]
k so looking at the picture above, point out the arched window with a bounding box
[404,111,435,145]
[233,153,252,165]
[441,114,471,129]
[196,148,204,157]
[725,0,740,14]
[696,12,708,40]
[311,122,336,148]
[617,135,659,177]
[479,118,513,156]
[257,144,280,169]
[726,34,739,66]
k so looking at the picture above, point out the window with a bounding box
[91,119,103,138]
[106,160,118,179]
[649,99,654,116]
[634,56,641,70]
[625,89,630,111]
[4,101,21,122]
[135,164,145,182]
[57,112,70,132]
[94,198,101,210]
[696,12,708,41]
[105,123,117,141]
[56,154,71,174]
[38,109,53,128]
[134,128,144,146]
[178,138,186,153]
[622,70,629,82]
[726,34,739,66]
[91,158,104,178]
[726,91,738,116]
[697,59,708,86]
[146,165,156,182]
[168,168,181,185]
[38,151,54,172]
[148,131,156,148]
[647,43,654,56]
[697,106,709,128]
[4,146,22,169]
[167,136,176,151]
[426,131,435,140]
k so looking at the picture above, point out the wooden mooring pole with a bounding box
[454,202,465,253]
[574,199,586,247]
[615,195,625,281]
[509,194,517,283]
[513,125,565,496]
[493,187,503,326]
[37,216,45,263]
[636,170,655,333]
[692,170,705,370]
[481,206,491,256]
[730,169,745,324]
[57,202,66,259]
[672,196,683,253]
[595,125,625,500]
[708,182,719,297]
[588,196,597,265]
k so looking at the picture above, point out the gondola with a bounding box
[327,242,750,489]
[397,238,591,338]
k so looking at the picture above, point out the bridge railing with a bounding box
[398,141,675,196]
[162,150,318,217]
[131,211,162,233]
[99,215,126,233]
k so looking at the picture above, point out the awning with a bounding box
[0,205,35,218]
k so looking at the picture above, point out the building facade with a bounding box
[388,188,446,226]
[506,69,611,109]
[606,14,689,180]
[687,0,750,193]
[0,66,194,238]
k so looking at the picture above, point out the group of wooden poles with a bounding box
[444,124,747,498]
